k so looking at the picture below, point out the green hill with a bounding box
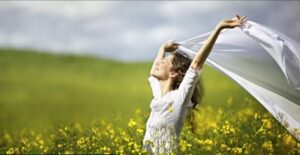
[0,48,262,133]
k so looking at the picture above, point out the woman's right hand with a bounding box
[162,41,180,52]
[217,15,247,30]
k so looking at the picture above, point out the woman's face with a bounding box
[152,55,175,80]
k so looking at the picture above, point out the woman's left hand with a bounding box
[217,15,247,30]
[163,41,180,52]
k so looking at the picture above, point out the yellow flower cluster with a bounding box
[262,140,273,153]
[128,119,137,128]
[220,121,236,135]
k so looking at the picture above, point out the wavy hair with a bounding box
[170,51,204,133]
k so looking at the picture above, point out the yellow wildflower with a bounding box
[221,144,227,149]
[227,97,233,105]
[262,140,273,152]
[204,139,213,145]
[6,148,15,155]
[283,134,293,145]
[167,105,173,113]
[232,147,243,154]
[135,108,141,115]
[128,119,137,128]
[136,128,144,135]
[64,150,73,154]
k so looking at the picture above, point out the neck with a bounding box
[158,78,174,96]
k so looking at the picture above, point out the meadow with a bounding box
[0,48,299,154]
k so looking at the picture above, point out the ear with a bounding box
[170,71,179,79]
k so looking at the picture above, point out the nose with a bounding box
[155,61,160,67]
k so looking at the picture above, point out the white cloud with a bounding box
[84,18,120,32]
[146,25,183,42]
[9,33,30,46]
[1,1,114,18]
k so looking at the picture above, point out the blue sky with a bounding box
[0,1,299,61]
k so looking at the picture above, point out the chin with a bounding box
[151,72,161,79]
[151,72,159,78]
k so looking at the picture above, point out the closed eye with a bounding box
[160,60,166,64]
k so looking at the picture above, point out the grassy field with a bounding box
[0,48,153,131]
[0,48,299,154]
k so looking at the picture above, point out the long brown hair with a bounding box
[170,51,204,133]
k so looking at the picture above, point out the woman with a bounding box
[142,15,247,154]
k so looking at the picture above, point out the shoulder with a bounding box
[148,75,161,99]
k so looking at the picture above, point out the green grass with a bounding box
[0,48,152,132]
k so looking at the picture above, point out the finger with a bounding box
[241,18,247,23]
[240,21,247,28]
[173,42,180,46]
[239,17,247,23]
[232,16,238,21]
[240,19,247,25]
[240,16,247,21]
[238,20,247,27]
[236,14,241,19]
[172,44,179,48]
[171,41,180,46]
[167,39,175,43]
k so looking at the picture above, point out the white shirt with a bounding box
[142,65,202,154]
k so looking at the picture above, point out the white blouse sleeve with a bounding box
[176,66,202,106]
[148,76,161,99]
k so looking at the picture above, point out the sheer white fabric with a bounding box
[176,20,300,141]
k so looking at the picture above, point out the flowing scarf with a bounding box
[176,20,300,141]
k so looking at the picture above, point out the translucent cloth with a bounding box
[177,20,300,141]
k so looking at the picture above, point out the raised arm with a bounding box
[191,15,247,70]
[150,41,179,75]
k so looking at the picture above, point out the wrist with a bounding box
[215,24,224,32]
[159,46,166,53]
